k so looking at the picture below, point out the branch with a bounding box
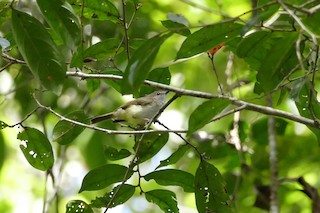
[309,4,320,14]
[2,52,26,64]
[66,71,320,129]
[33,94,186,135]
[121,0,130,60]
[278,0,318,46]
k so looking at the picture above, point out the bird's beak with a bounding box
[165,91,169,94]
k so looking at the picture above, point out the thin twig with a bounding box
[7,107,40,128]
[278,0,318,46]
[32,94,186,135]
[2,52,26,64]
[307,44,320,124]
[295,33,306,72]
[156,120,203,158]
[209,105,246,123]
[0,61,14,72]
[309,4,320,14]
[110,0,140,70]
[208,54,224,94]
[121,0,130,60]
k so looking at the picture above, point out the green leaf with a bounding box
[134,132,169,164]
[161,20,191,36]
[252,118,288,145]
[176,22,243,59]
[162,12,190,37]
[18,127,54,171]
[156,144,190,169]
[236,31,300,94]
[145,189,179,213]
[66,200,93,213]
[90,184,136,208]
[256,32,298,93]
[195,160,233,213]
[37,0,81,48]
[140,67,171,95]
[83,38,121,61]
[290,78,320,143]
[69,0,120,22]
[122,33,171,94]
[188,99,230,136]
[256,0,280,21]
[70,45,84,68]
[167,13,189,26]
[242,1,280,33]
[103,68,124,93]
[104,146,131,161]
[11,9,67,92]
[86,77,101,93]
[52,110,89,145]
[0,121,8,130]
[79,164,133,192]
[303,10,320,35]
[236,31,272,70]
[144,169,195,192]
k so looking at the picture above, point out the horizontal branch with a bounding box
[66,71,319,129]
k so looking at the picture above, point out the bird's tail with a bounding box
[91,113,113,124]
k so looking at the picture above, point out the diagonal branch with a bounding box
[66,71,320,129]
[33,93,186,135]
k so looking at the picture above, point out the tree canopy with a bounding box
[1,0,320,213]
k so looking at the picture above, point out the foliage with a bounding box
[1,0,320,213]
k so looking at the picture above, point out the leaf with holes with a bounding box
[290,78,320,144]
[18,127,54,171]
[79,164,133,192]
[195,160,233,213]
[66,200,93,213]
[134,132,169,164]
[144,169,194,192]
[0,121,8,130]
[90,184,136,208]
[256,32,298,93]
[104,146,131,161]
[69,0,120,22]
[145,189,179,213]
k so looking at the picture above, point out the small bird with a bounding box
[91,90,168,126]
